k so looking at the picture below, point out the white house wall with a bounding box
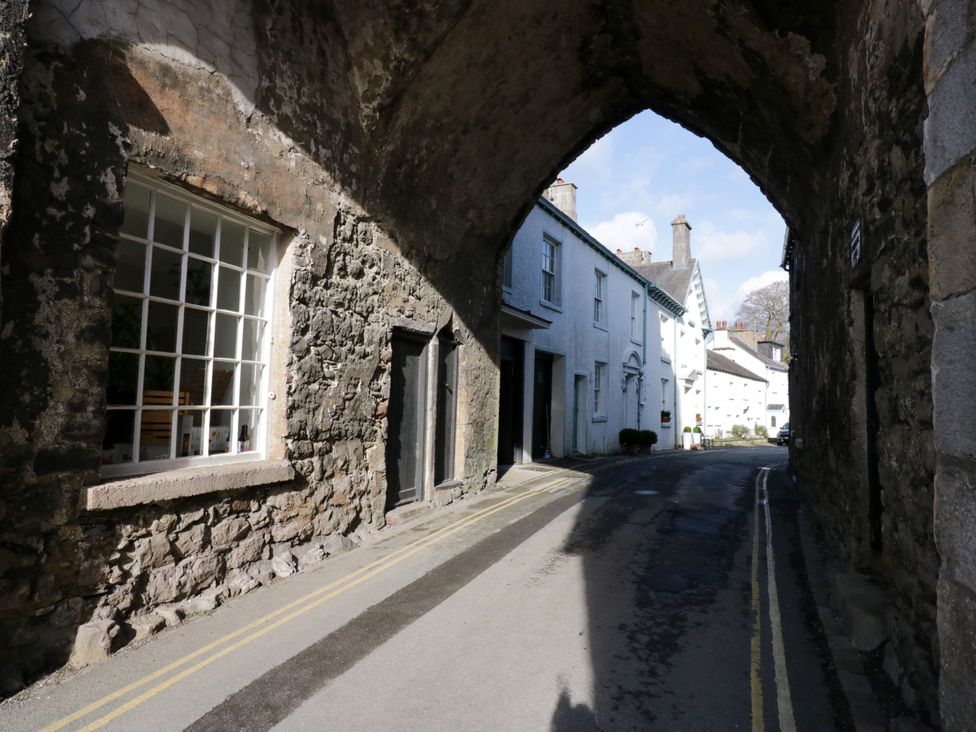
[502,205,671,459]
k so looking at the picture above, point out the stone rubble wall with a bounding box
[0,0,28,310]
[789,0,940,721]
[0,20,497,694]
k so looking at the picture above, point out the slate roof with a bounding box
[729,336,789,371]
[707,351,767,382]
[630,260,696,304]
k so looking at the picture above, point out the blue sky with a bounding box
[558,110,787,321]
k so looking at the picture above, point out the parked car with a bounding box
[776,422,790,445]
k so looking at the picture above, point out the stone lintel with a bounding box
[84,460,296,511]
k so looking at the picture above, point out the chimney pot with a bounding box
[671,214,692,268]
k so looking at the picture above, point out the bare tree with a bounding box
[736,280,789,343]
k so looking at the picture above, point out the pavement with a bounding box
[0,448,867,730]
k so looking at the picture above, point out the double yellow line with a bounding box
[43,467,599,731]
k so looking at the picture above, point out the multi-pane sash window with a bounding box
[541,236,559,305]
[630,291,641,340]
[102,174,276,475]
[594,362,606,416]
[502,246,514,291]
[593,270,606,325]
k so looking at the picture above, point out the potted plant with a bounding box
[638,429,657,454]
[619,428,639,455]
[660,410,671,427]
[681,425,693,450]
[692,425,702,447]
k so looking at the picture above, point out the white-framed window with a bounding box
[661,378,669,407]
[502,245,514,291]
[102,172,277,477]
[593,362,607,417]
[593,270,607,326]
[630,291,641,341]
[541,235,560,306]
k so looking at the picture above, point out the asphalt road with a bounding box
[1,447,848,731]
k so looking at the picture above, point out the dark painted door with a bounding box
[386,333,427,510]
[532,352,553,459]
[434,335,458,485]
[497,336,524,465]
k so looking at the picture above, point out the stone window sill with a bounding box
[84,459,295,511]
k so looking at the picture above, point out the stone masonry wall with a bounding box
[0,0,28,310]
[790,0,939,720]
[0,14,497,693]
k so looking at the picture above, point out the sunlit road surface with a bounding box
[1,447,847,731]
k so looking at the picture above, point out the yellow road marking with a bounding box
[44,468,590,731]
[750,468,764,732]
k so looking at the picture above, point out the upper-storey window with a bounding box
[593,270,607,326]
[630,291,641,341]
[502,245,514,291]
[541,235,560,306]
[102,173,277,477]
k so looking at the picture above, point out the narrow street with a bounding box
[2,448,847,731]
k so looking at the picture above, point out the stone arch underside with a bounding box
[4,0,970,725]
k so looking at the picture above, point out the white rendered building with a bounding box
[619,215,712,446]
[498,187,684,463]
[706,350,768,436]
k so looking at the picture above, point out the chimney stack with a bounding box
[617,247,652,267]
[544,178,578,221]
[671,214,692,268]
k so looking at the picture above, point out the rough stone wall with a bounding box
[0,0,29,308]
[922,0,976,727]
[789,0,939,719]
[0,8,497,693]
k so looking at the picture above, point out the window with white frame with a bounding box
[502,245,514,291]
[630,291,641,341]
[593,270,607,326]
[593,362,607,417]
[541,235,560,306]
[102,173,276,476]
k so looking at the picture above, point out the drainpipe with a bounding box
[673,315,680,447]
[639,284,649,431]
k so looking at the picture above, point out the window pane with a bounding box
[149,246,182,300]
[143,355,177,399]
[237,409,259,453]
[242,319,265,361]
[121,183,150,239]
[153,194,185,249]
[208,409,233,454]
[247,231,273,273]
[114,239,146,292]
[239,364,262,405]
[217,266,241,311]
[139,409,174,460]
[214,314,238,358]
[220,220,245,266]
[185,258,212,306]
[146,301,179,352]
[182,308,210,356]
[179,358,208,406]
[110,294,143,349]
[176,410,204,457]
[188,208,217,257]
[244,275,267,317]
[211,363,235,405]
[106,351,139,405]
[102,410,135,465]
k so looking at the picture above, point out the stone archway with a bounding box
[0,0,972,724]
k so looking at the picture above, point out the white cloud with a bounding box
[652,193,692,218]
[735,269,788,297]
[586,211,658,253]
[693,221,770,262]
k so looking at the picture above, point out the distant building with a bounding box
[619,215,712,445]
[706,351,767,436]
[498,187,684,462]
[709,321,790,433]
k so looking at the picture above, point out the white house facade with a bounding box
[498,192,684,463]
[706,350,768,436]
[709,322,790,433]
[619,215,712,445]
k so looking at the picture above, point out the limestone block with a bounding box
[297,544,326,570]
[130,533,174,571]
[924,42,976,183]
[271,551,297,578]
[938,578,976,728]
[226,535,265,569]
[832,573,889,651]
[179,553,223,595]
[225,569,259,597]
[156,605,184,627]
[68,619,119,668]
[323,534,354,557]
[931,290,976,461]
[211,516,250,547]
[145,566,182,605]
[934,461,976,590]
[129,614,165,642]
[175,524,207,558]
[927,158,976,300]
